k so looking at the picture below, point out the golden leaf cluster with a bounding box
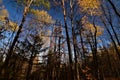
[7,21,18,31]
[0,8,9,22]
[30,9,53,24]
[0,9,8,17]
[81,16,104,36]
[0,8,18,32]
[78,0,102,15]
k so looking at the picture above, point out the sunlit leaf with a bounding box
[30,9,53,24]
[78,0,102,15]
[0,9,8,17]
[0,8,19,32]
[0,8,9,22]
[17,0,50,9]
[7,21,19,31]
[81,16,104,36]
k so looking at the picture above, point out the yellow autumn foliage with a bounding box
[0,8,18,31]
[0,9,8,16]
[6,21,19,31]
[30,9,53,24]
[0,8,9,22]
[81,16,104,36]
[78,0,101,15]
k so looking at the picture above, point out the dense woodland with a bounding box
[0,0,120,80]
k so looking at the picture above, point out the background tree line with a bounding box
[0,0,120,80]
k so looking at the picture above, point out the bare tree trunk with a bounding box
[79,29,86,64]
[69,0,78,79]
[9,0,33,57]
[102,4,120,46]
[0,0,33,79]
[26,51,36,80]
[109,22,120,46]
[61,0,73,80]
[92,20,99,80]
[107,0,120,17]
[101,17,120,59]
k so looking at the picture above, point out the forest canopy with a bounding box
[0,0,120,80]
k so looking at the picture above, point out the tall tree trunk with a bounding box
[109,22,120,46]
[101,39,114,76]
[0,0,33,79]
[101,4,120,59]
[79,29,86,64]
[101,17,120,59]
[9,0,33,56]
[70,0,78,79]
[61,0,73,80]
[107,0,120,17]
[92,21,99,80]
[26,50,36,80]
[103,4,120,46]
